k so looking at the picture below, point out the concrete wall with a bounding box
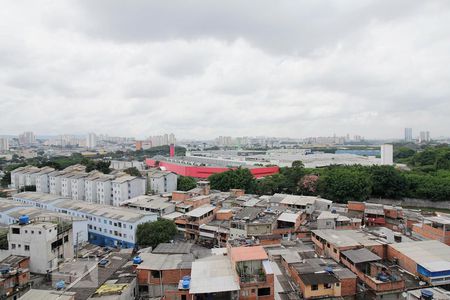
[368,198,450,210]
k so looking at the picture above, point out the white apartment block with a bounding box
[35,167,56,193]
[84,172,103,203]
[96,176,114,205]
[10,166,40,189]
[112,176,146,207]
[71,173,89,201]
[146,169,178,194]
[61,173,77,198]
[8,221,74,274]
[13,165,147,207]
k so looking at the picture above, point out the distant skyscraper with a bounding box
[380,144,394,166]
[404,128,413,142]
[0,137,9,151]
[86,133,97,149]
[419,131,430,143]
[18,131,35,146]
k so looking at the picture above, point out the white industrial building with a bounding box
[12,192,157,248]
[110,160,145,171]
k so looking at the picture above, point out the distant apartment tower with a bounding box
[18,131,35,146]
[419,131,430,143]
[380,144,394,166]
[404,128,413,142]
[86,132,97,149]
[0,137,9,151]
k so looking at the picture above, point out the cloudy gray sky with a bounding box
[1,0,449,139]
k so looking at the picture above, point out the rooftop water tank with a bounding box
[182,276,190,289]
[18,215,29,225]
[55,280,65,290]
[133,256,143,264]
[421,290,433,300]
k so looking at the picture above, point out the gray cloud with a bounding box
[0,0,449,139]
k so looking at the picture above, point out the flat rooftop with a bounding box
[312,229,385,248]
[389,240,450,271]
[189,255,240,294]
[19,289,77,300]
[14,192,155,223]
[136,253,194,270]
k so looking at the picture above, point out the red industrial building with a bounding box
[145,159,279,179]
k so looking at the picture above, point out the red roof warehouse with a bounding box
[145,159,279,179]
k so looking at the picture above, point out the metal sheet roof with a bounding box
[189,255,240,294]
[341,248,381,264]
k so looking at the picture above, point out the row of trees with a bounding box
[207,162,450,202]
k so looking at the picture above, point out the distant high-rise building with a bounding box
[419,131,430,143]
[404,128,413,142]
[0,137,9,151]
[380,144,394,166]
[18,131,35,146]
[86,133,97,149]
[169,133,176,144]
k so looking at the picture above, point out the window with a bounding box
[11,244,16,249]
[258,288,271,296]
[333,248,337,254]
[324,283,332,289]
[151,270,160,278]
[25,245,30,251]
[311,285,318,291]
[25,230,28,234]
[12,228,20,234]
[39,231,42,234]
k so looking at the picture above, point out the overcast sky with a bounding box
[1,0,449,140]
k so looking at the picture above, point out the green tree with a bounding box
[95,161,111,174]
[177,176,197,191]
[124,167,141,177]
[279,165,305,194]
[291,160,305,168]
[255,173,286,195]
[318,166,372,203]
[136,219,177,248]
[0,172,11,188]
[369,166,406,199]
[394,147,415,160]
[208,168,255,193]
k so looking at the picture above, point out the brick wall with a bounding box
[340,278,357,296]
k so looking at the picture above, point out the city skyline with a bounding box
[1,1,450,139]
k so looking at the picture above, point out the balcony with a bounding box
[236,260,267,287]
[363,273,405,292]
